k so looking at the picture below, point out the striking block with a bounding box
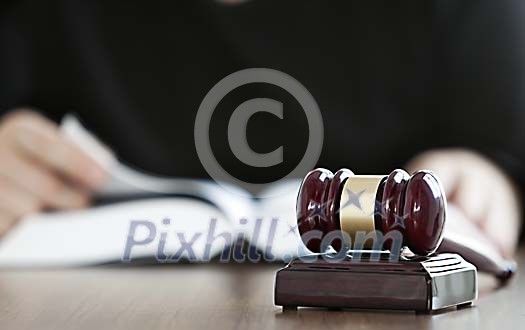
[274,253,477,312]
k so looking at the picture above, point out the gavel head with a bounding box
[296,168,446,256]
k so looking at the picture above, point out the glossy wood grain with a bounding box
[0,249,523,330]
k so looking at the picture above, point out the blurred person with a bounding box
[0,0,523,258]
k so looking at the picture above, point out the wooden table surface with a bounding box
[0,250,523,330]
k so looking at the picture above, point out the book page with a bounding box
[0,198,233,267]
[249,179,308,260]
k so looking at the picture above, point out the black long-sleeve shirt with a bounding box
[1,0,525,194]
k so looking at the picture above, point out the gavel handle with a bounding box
[437,234,516,283]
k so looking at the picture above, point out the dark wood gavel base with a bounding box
[274,252,477,312]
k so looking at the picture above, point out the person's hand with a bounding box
[0,109,108,236]
[406,148,522,258]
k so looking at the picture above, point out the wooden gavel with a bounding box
[297,168,516,282]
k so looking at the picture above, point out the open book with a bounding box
[0,116,306,267]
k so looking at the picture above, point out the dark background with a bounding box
[1,0,525,189]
